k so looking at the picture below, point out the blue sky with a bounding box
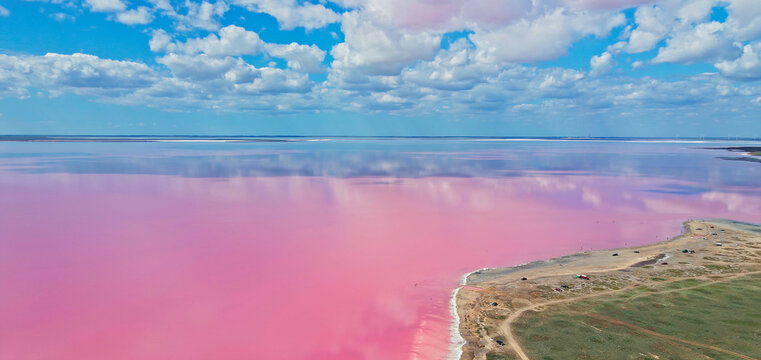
[0,0,760,136]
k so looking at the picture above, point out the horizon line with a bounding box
[1,135,760,142]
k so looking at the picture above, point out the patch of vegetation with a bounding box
[703,264,737,272]
[485,352,511,360]
[513,273,761,359]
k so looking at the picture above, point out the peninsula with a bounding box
[454,219,761,360]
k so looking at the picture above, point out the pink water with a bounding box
[1,141,760,359]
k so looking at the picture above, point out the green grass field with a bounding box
[511,273,761,360]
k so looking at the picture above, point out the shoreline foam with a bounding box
[447,269,484,360]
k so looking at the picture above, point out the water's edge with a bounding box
[447,268,486,360]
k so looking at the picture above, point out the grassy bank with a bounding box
[514,273,761,359]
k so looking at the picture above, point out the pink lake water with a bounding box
[1,139,760,360]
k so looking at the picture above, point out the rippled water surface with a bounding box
[1,139,760,360]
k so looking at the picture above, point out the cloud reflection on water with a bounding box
[1,140,759,193]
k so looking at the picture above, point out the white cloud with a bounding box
[158,53,241,81]
[562,0,656,11]
[715,41,761,80]
[173,25,263,56]
[0,53,157,96]
[157,0,229,31]
[233,67,312,94]
[41,53,157,89]
[154,52,314,96]
[618,4,672,54]
[402,40,498,91]
[115,7,154,25]
[7,0,761,119]
[149,29,174,52]
[535,68,586,96]
[330,11,441,79]
[231,0,340,30]
[152,25,325,73]
[85,0,126,13]
[471,9,625,63]
[725,0,761,41]
[653,21,740,64]
[148,0,174,11]
[50,12,75,22]
[0,5,10,17]
[613,1,719,55]
[181,1,228,30]
[675,0,715,23]
[264,43,326,73]
[590,51,616,76]
[612,0,761,70]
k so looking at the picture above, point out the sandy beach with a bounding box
[453,219,761,360]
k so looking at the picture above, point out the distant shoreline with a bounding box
[2,135,761,143]
[711,146,761,163]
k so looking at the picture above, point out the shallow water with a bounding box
[1,139,760,360]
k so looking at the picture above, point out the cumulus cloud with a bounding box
[158,53,242,81]
[590,51,616,76]
[653,21,740,64]
[333,0,531,31]
[471,9,625,63]
[149,29,174,52]
[264,43,326,73]
[0,48,318,112]
[715,42,761,80]
[170,25,264,56]
[618,4,672,54]
[85,0,126,13]
[152,50,314,97]
[233,67,312,94]
[6,0,761,119]
[563,0,656,11]
[611,1,722,56]
[330,10,441,81]
[0,5,10,17]
[725,0,761,41]
[154,0,229,31]
[231,0,341,30]
[328,0,626,69]
[603,0,761,78]
[402,40,498,91]
[115,7,154,25]
[676,0,715,23]
[150,25,325,73]
[0,53,157,98]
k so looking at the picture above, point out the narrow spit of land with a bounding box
[713,146,761,164]
[455,219,761,360]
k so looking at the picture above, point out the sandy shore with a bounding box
[452,219,761,360]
